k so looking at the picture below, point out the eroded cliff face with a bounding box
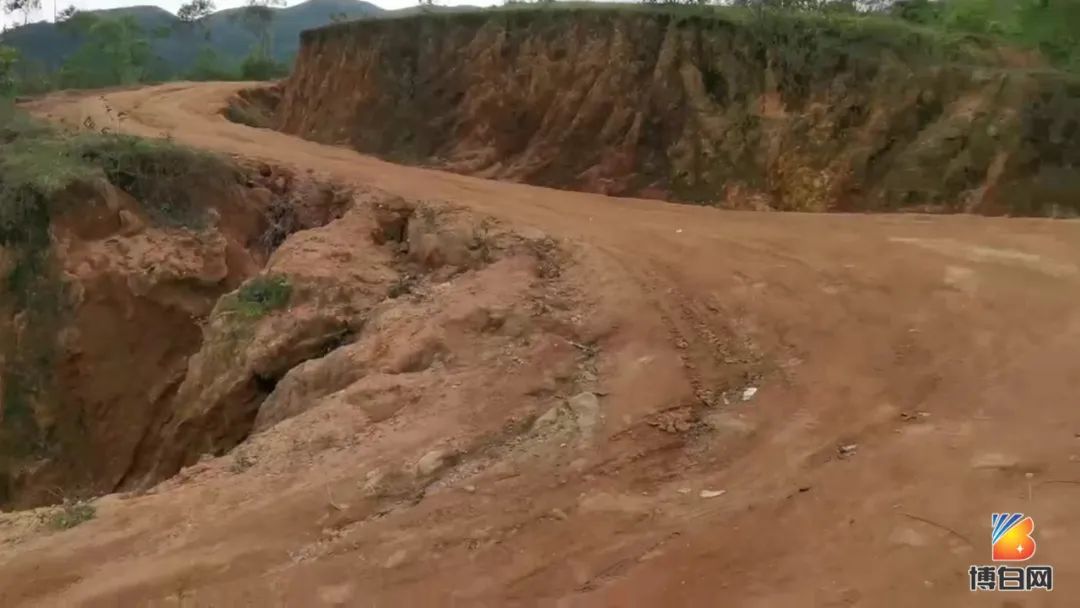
[276,9,1080,215]
[0,159,350,508]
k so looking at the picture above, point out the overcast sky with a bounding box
[1,0,498,30]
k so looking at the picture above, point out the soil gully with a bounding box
[0,161,354,508]
[122,185,585,495]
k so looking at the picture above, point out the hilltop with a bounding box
[0,0,385,72]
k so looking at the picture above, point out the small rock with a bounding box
[677,487,692,495]
[699,489,726,499]
[416,449,450,477]
[838,444,858,457]
[317,583,355,606]
[702,412,756,436]
[970,452,1018,470]
[384,549,408,569]
[531,406,562,431]
[567,391,601,435]
[464,485,476,493]
[798,485,811,493]
[741,387,758,401]
[118,209,144,235]
[550,508,569,521]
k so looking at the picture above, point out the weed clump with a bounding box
[44,499,96,530]
[227,274,292,319]
[71,135,235,228]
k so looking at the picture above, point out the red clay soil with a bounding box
[278,10,1080,215]
[4,83,1079,607]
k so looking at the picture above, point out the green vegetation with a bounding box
[58,14,169,90]
[0,0,378,96]
[904,0,1080,70]
[226,274,292,319]
[0,45,17,95]
[0,0,298,96]
[44,499,96,530]
[718,1,1080,71]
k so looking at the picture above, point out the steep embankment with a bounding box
[274,8,1080,215]
[0,113,352,507]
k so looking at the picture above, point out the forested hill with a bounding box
[0,0,383,71]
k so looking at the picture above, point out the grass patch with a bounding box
[225,274,293,320]
[44,499,96,530]
[71,134,234,228]
[0,101,236,232]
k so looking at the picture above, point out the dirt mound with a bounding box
[272,8,1080,215]
[223,83,282,129]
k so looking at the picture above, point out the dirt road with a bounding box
[7,82,1080,606]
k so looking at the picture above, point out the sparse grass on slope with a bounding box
[44,500,96,531]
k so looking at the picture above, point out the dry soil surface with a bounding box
[6,82,1080,607]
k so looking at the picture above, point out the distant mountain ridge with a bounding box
[0,0,386,72]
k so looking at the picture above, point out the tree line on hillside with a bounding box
[713,0,1080,70]
[0,0,290,97]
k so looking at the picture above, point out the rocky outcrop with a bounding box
[277,8,1080,215]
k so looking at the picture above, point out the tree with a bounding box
[56,3,75,21]
[232,0,285,60]
[177,0,215,24]
[3,0,41,25]
[0,45,18,95]
[60,16,157,88]
[188,46,239,80]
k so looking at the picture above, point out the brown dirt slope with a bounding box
[276,8,1080,215]
[0,150,350,508]
[3,83,1080,607]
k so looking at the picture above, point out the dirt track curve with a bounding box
[6,82,1080,606]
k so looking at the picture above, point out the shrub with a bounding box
[45,499,96,530]
[239,55,288,81]
[228,274,292,319]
